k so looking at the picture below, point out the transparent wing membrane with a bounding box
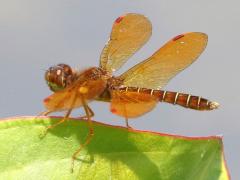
[120,32,208,89]
[110,90,158,118]
[100,13,152,73]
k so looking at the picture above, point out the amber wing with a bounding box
[100,13,152,73]
[120,32,208,89]
[110,89,158,118]
[44,78,106,112]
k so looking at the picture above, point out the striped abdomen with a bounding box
[119,87,219,111]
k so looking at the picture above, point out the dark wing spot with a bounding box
[172,34,185,41]
[115,16,124,24]
[111,108,117,113]
[44,97,51,103]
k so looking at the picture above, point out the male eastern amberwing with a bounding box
[41,13,219,170]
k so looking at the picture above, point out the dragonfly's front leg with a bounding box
[40,92,78,138]
[45,109,73,130]
[39,108,73,138]
[37,110,53,116]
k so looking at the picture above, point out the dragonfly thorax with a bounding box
[106,76,124,90]
[77,67,108,81]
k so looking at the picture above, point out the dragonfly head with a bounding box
[45,63,76,92]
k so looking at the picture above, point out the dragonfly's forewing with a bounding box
[100,13,152,73]
[110,90,158,118]
[44,87,78,112]
[120,32,208,89]
[44,78,106,112]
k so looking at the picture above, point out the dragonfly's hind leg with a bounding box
[71,94,94,173]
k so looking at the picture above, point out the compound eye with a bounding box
[45,63,75,92]
[57,64,73,76]
[45,70,50,82]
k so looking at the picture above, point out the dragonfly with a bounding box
[41,13,219,170]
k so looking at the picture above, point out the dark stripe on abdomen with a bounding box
[118,87,219,111]
[156,90,219,110]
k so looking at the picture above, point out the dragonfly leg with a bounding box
[40,108,73,138]
[40,92,79,138]
[78,105,95,120]
[125,117,132,129]
[71,94,94,173]
[46,109,72,130]
[35,110,54,122]
[123,102,132,129]
[37,110,53,116]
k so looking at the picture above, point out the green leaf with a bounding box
[0,116,229,180]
